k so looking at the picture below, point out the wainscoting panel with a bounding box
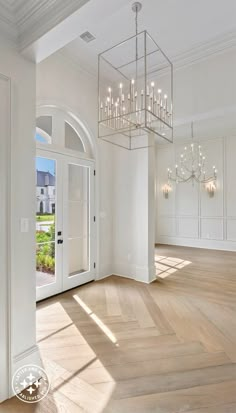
[179,217,199,239]
[200,139,224,218]
[201,218,224,241]
[226,136,236,218]
[156,136,236,250]
[226,219,236,242]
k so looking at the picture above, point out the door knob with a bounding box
[57,239,63,244]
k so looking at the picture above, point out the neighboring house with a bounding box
[36,170,55,214]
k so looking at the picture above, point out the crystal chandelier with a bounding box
[98,2,173,150]
[167,122,217,185]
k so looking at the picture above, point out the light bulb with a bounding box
[107,97,110,102]
[108,87,111,93]
[119,83,123,89]
[131,79,135,85]
[164,94,168,99]
[158,89,162,94]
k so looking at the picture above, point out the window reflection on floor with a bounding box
[155,255,191,278]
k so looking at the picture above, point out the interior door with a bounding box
[63,157,95,291]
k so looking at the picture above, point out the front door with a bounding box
[36,149,95,301]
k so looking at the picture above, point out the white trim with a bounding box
[36,127,52,144]
[36,102,100,282]
[113,271,156,284]
[157,236,236,252]
[0,73,12,401]
[10,345,41,398]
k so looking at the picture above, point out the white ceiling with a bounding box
[61,0,236,74]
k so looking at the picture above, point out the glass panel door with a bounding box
[68,164,89,276]
[36,151,63,301]
[63,157,95,291]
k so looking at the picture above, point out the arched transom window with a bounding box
[35,106,94,158]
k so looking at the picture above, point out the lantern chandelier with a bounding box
[167,122,217,185]
[98,2,173,150]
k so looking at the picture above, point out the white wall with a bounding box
[112,143,156,283]
[156,48,236,251]
[0,38,39,401]
[156,134,236,250]
[173,49,236,125]
[36,52,114,278]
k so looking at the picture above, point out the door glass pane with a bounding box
[68,164,89,276]
[36,157,56,287]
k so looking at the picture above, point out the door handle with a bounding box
[57,239,63,244]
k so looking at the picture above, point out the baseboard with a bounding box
[157,236,236,252]
[96,272,113,281]
[9,345,42,398]
[113,263,156,284]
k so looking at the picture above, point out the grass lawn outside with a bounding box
[36,214,55,222]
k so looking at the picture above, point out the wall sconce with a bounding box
[162,184,171,199]
[206,182,216,198]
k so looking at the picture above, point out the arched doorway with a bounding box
[35,106,96,301]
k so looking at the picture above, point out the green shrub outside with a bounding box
[36,222,55,274]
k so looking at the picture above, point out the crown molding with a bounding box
[58,28,236,82]
[172,29,236,71]
[17,0,90,50]
[0,0,90,48]
[0,0,17,41]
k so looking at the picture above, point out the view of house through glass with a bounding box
[36,157,56,288]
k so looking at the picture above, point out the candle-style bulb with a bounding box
[119,83,123,89]
[151,81,155,87]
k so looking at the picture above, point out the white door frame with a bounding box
[0,73,11,401]
[36,146,96,301]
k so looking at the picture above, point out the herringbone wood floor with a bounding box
[1,245,236,412]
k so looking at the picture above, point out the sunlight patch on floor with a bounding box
[73,294,118,345]
[155,255,192,278]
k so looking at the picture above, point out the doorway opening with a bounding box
[35,107,96,301]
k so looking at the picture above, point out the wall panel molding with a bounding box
[156,136,236,251]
